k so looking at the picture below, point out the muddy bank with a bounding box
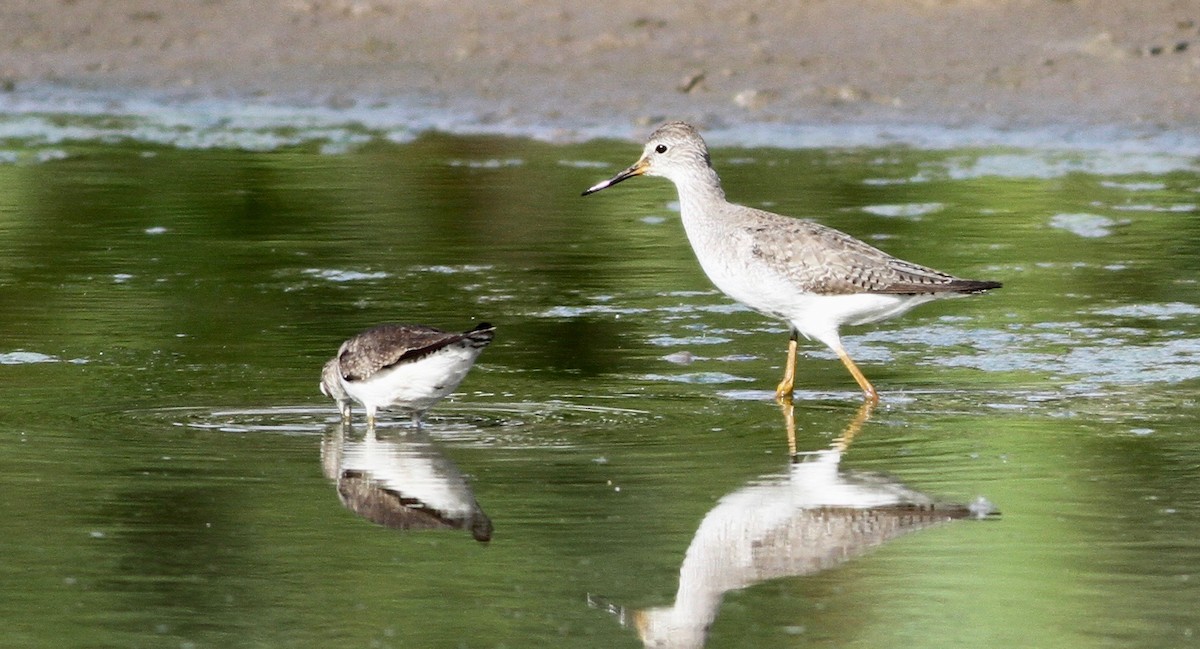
[3,0,1199,145]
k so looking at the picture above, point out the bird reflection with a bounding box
[595,401,992,648]
[321,424,493,543]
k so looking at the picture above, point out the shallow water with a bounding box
[1,120,1199,648]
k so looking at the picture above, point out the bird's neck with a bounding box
[673,166,726,218]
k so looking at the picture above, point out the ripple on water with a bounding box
[0,350,89,364]
[135,400,651,450]
[1108,203,1195,213]
[893,323,1200,399]
[647,335,734,347]
[861,202,944,219]
[1048,213,1121,238]
[1100,180,1167,191]
[300,268,392,282]
[556,159,612,169]
[927,151,1200,180]
[1094,302,1200,319]
[409,264,496,274]
[445,158,523,169]
[639,372,756,385]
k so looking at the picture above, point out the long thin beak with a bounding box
[581,158,649,196]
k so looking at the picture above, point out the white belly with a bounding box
[342,345,482,415]
[685,227,935,350]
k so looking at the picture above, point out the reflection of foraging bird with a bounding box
[584,121,1001,403]
[320,323,495,427]
[321,428,493,543]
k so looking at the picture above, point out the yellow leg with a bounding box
[833,399,876,452]
[781,393,875,458]
[779,399,797,456]
[835,346,879,404]
[774,333,799,403]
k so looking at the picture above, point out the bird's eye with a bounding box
[655,144,668,154]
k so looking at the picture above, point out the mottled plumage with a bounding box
[583,121,1000,401]
[738,210,998,295]
[321,322,495,426]
[322,429,493,543]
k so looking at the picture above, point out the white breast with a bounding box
[341,344,483,415]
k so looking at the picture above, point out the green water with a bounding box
[2,130,1199,648]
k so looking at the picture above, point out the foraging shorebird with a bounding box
[583,121,1001,403]
[320,322,495,427]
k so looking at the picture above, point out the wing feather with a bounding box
[338,325,462,382]
[733,207,1000,295]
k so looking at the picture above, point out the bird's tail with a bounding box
[947,279,1002,293]
[464,322,496,347]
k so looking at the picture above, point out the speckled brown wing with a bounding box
[738,207,1001,296]
[337,324,463,382]
[337,324,458,382]
[873,256,1002,295]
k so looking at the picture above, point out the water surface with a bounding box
[1,120,1198,648]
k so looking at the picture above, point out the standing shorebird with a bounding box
[320,322,495,427]
[583,121,1001,403]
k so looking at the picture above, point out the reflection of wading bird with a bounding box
[592,401,996,648]
[320,323,495,427]
[322,425,492,543]
[583,122,1001,403]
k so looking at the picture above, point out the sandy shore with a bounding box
[3,0,1199,144]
